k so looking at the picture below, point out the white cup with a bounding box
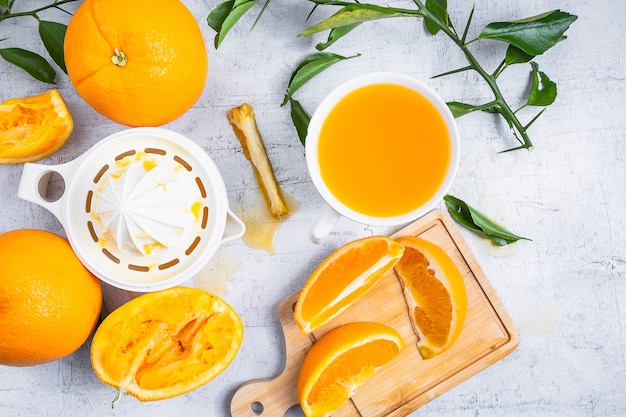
[305,72,460,243]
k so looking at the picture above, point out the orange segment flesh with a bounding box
[394,236,467,358]
[298,321,405,417]
[0,89,73,164]
[294,236,405,333]
[90,287,243,402]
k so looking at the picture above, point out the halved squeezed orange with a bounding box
[90,287,244,403]
[0,89,73,164]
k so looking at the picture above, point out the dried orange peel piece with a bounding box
[227,103,290,219]
[294,236,405,333]
[394,236,467,358]
[0,89,73,164]
[297,321,405,417]
[90,287,243,404]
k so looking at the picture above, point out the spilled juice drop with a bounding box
[236,191,299,254]
[194,246,243,296]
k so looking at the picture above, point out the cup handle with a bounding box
[310,204,342,244]
[221,208,245,243]
[17,160,76,229]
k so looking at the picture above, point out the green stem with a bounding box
[310,0,422,17]
[0,0,79,22]
[413,0,532,149]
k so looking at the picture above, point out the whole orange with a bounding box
[64,0,208,127]
[0,229,103,366]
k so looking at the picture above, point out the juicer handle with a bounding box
[221,209,245,243]
[17,160,77,229]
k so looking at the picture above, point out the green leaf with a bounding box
[38,20,67,73]
[447,101,479,118]
[526,61,557,106]
[207,0,258,48]
[444,195,531,246]
[316,23,359,51]
[0,47,56,83]
[424,0,448,35]
[478,10,577,56]
[504,45,534,65]
[0,0,9,11]
[281,52,360,106]
[289,98,311,145]
[300,4,410,37]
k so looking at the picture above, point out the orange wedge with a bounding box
[394,236,467,358]
[298,321,405,417]
[90,287,243,403]
[294,236,405,333]
[0,89,73,164]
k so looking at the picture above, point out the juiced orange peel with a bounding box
[90,287,244,404]
[227,103,290,219]
[394,236,467,358]
[0,89,73,164]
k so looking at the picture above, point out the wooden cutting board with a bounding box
[230,210,520,417]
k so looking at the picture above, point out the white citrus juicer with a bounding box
[17,127,245,292]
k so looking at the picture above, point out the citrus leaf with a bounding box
[504,45,534,65]
[444,195,531,246]
[478,10,577,56]
[299,4,409,36]
[207,0,258,48]
[316,23,359,51]
[424,0,448,35]
[281,52,360,106]
[526,61,556,106]
[38,20,67,73]
[289,98,311,145]
[0,47,56,83]
[447,101,479,118]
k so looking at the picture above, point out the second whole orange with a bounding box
[64,0,208,127]
[0,229,102,367]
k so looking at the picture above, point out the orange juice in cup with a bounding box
[306,72,459,242]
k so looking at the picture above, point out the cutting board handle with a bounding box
[231,293,312,417]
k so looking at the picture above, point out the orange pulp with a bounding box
[318,83,452,217]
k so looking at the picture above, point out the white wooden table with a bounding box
[1,1,625,416]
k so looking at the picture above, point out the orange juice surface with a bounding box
[318,83,451,217]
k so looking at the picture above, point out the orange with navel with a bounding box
[64,0,208,126]
[0,229,102,366]
[394,236,467,358]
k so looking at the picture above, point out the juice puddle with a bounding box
[236,191,299,253]
[318,83,451,217]
[194,246,243,296]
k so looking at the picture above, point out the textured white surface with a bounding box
[1,1,625,416]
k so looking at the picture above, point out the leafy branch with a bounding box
[208,0,577,152]
[0,0,79,83]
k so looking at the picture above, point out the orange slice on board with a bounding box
[90,287,243,403]
[0,89,73,164]
[297,321,405,417]
[294,236,405,333]
[394,236,467,358]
